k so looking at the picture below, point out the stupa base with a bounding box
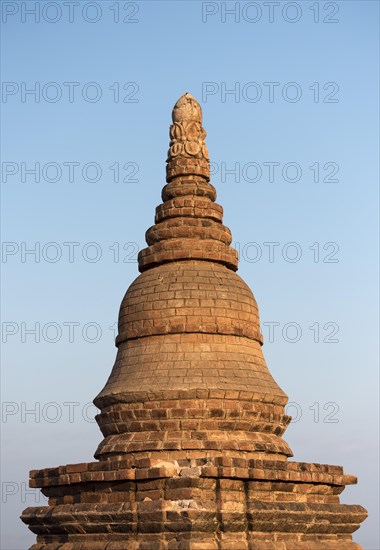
[27,536,363,550]
[21,454,367,550]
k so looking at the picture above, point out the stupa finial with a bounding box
[166,92,209,182]
[172,92,203,123]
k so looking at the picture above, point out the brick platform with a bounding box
[21,93,367,548]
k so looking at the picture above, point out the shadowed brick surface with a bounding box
[21,93,367,549]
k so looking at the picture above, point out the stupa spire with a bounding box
[139,93,238,272]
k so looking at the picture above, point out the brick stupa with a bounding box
[22,94,367,549]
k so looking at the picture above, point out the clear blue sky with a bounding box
[1,1,379,548]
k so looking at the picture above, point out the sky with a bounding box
[1,1,379,548]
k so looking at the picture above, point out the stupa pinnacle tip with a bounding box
[172,92,202,123]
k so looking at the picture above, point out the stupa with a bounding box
[22,94,367,549]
